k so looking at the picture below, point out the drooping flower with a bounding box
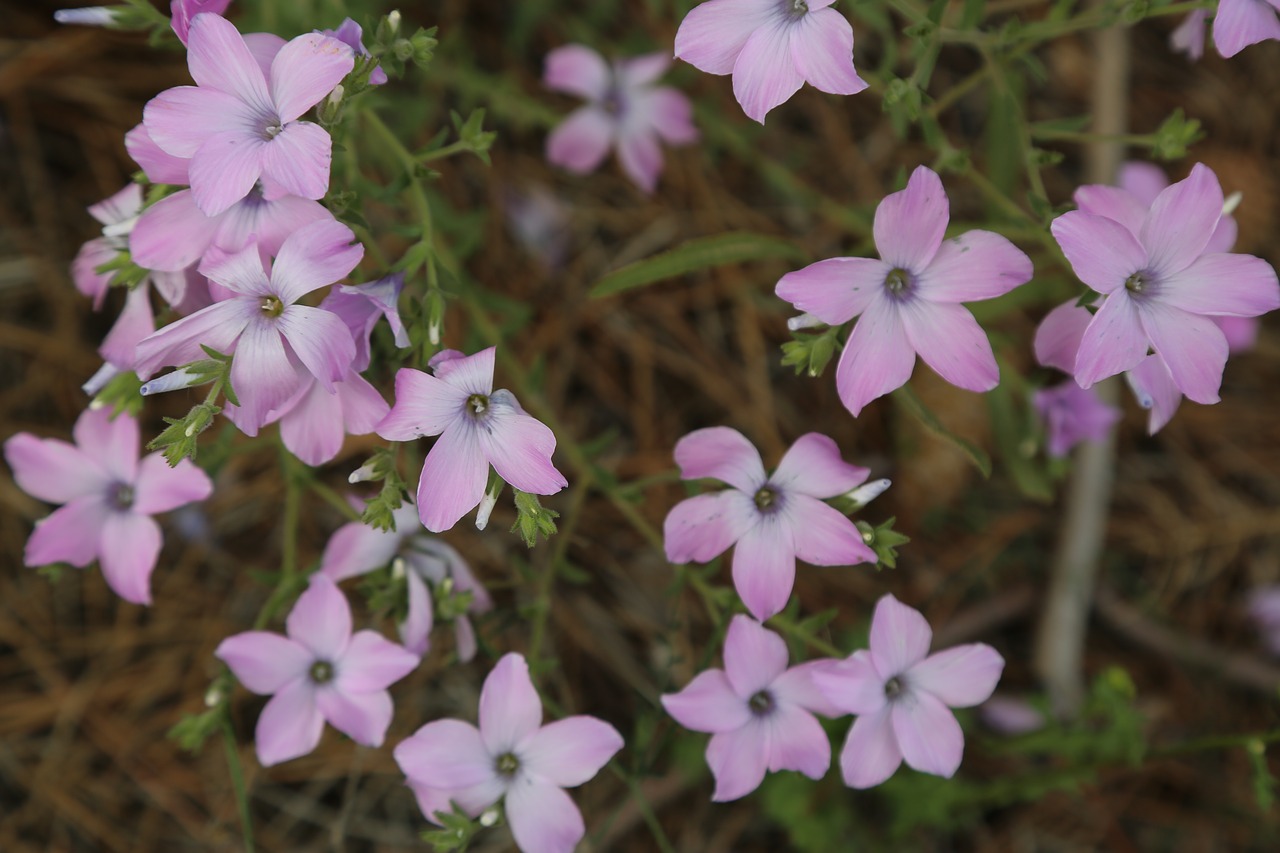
[375,347,567,533]
[662,615,838,800]
[1049,163,1279,403]
[1033,380,1121,458]
[322,18,387,85]
[321,500,492,660]
[134,218,363,433]
[143,13,353,215]
[170,0,232,45]
[663,427,876,621]
[1170,9,1208,60]
[394,653,623,853]
[813,594,1004,788]
[1213,0,1280,58]
[544,46,698,193]
[675,0,868,123]
[776,166,1034,417]
[215,574,419,766]
[4,407,213,604]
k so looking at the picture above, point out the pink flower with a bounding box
[321,501,493,661]
[4,408,213,604]
[375,347,567,533]
[813,594,1004,788]
[143,13,353,215]
[544,46,698,193]
[1033,380,1121,458]
[1050,163,1279,404]
[1170,9,1208,60]
[776,166,1034,417]
[1247,586,1280,657]
[215,574,419,766]
[663,427,876,621]
[675,0,868,123]
[170,0,232,45]
[1213,0,1280,57]
[134,219,363,433]
[322,18,387,85]
[978,696,1045,736]
[661,615,837,800]
[394,653,623,853]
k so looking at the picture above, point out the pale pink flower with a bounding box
[1050,163,1279,403]
[662,615,838,800]
[1214,0,1280,57]
[1247,586,1280,657]
[322,18,387,85]
[326,273,410,372]
[170,0,232,45]
[125,122,191,186]
[978,696,1045,736]
[215,574,419,766]
[544,46,698,193]
[4,408,213,604]
[1170,9,1208,60]
[321,501,492,660]
[135,219,362,433]
[143,13,353,215]
[1033,380,1121,458]
[394,653,623,853]
[675,0,868,123]
[663,428,876,621]
[777,166,1034,417]
[814,594,1004,788]
[376,347,567,533]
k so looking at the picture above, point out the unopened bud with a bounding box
[327,84,344,109]
[845,478,891,509]
[83,363,119,398]
[787,313,825,331]
[387,10,401,33]
[475,487,499,531]
[140,367,201,396]
[1223,190,1243,217]
[349,461,379,484]
[204,683,226,707]
[54,6,117,26]
[479,807,500,828]
[391,557,407,580]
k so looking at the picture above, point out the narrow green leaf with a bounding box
[589,232,803,298]
[892,385,992,478]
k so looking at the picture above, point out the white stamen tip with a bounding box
[1223,191,1243,217]
[787,313,824,331]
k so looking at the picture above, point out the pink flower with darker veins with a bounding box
[376,347,567,533]
[814,594,1004,788]
[776,165,1034,417]
[395,653,623,853]
[662,615,838,800]
[663,427,877,621]
[215,574,419,766]
[170,0,232,45]
[675,0,868,123]
[143,13,353,216]
[544,45,698,193]
[4,408,213,604]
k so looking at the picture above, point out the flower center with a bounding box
[601,86,626,116]
[495,751,520,777]
[1124,271,1149,295]
[884,267,913,298]
[260,117,284,141]
[754,486,778,511]
[260,296,284,317]
[748,690,774,716]
[108,481,134,511]
[884,676,904,699]
[467,393,490,416]
[788,0,809,16]
[309,660,334,684]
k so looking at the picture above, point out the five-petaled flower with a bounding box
[544,45,699,193]
[4,407,213,604]
[215,574,419,766]
[1033,380,1121,458]
[776,165,1034,417]
[675,0,868,123]
[376,347,567,533]
[394,653,623,853]
[662,615,838,800]
[664,427,877,621]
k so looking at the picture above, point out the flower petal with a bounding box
[1138,300,1228,405]
[914,230,1034,303]
[216,632,312,694]
[189,130,266,217]
[869,594,932,678]
[1213,0,1280,57]
[1072,185,1148,238]
[399,570,433,656]
[644,88,699,144]
[130,191,219,272]
[769,661,843,717]
[839,705,902,788]
[891,690,964,778]
[275,379,344,465]
[834,296,915,417]
[286,575,352,661]
[24,497,110,569]
[661,669,752,733]
[662,490,757,564]
[315,687,393,747]
[545,107,615,175]
[520,717,623,787]
[1073,292,1149,389]
[479,653,542,755]
[542,44,611,101]
[230,317,308,431]
[269,33,353,123]
[617,129,664,194]
[478,392,567,496]
[771,433,868,498]
[1158,252,1280,317]
[1050,210,1148,294]
[1033,300,1092,374]
[674,0,777,76]
[775,257,891,326]
[706,723,769,801]
[1140,163,1223,275]
[186,11,272,110]
[1125,354,1183,435]
[414,421,488,533]
[72,406,139,483]
[260,121,333,203]
[724,614,789,697]
[200,242,272,297]
[790,8,867,95]
[132,453,213,514]
[875,166,949,271]
[763,702,830,778]
[1116,162,1169,206]
[731,517,795,621]
[899,300,999,392]
[143,85,256,159]
[254,678,324,766]
[618,53,671,87]
[377,367,467,441]
[907,643,1004,708]
[785,494,877,566]
[336,630,418,693]
[320,520,401,582]
[394,719,497,789]
[275,305,357,391]
[673,426,766,493]
[125,122,190,185]
[811,651,886,716]
[505,778,586,853]
[4,433,105,504]
[731,18,805,124]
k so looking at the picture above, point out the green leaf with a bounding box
[589,232,803,298]
[892,385,992,478]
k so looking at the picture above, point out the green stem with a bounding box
[1151,729,1280,759]
[528,472,593,664]
[252,446,304,630]
[610,767,677,853]
[221,713,255,853]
